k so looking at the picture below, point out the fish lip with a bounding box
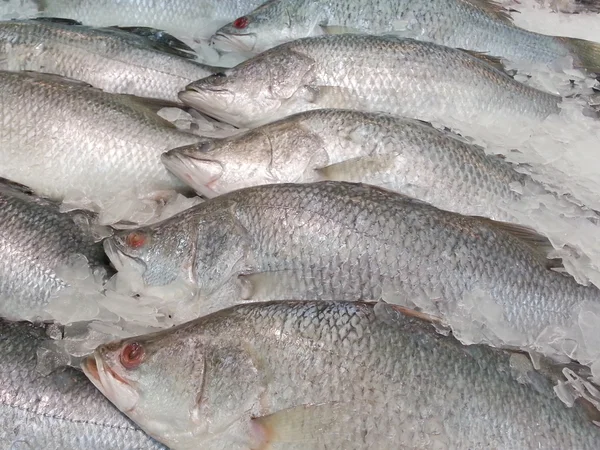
[161,149,224,198]
[211,31,257,53]
[82,354,139,414]
[178,89,245,128]
[103,238,147,276]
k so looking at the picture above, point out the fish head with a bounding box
[103,220,195,287]
[83,317,266,449]
[211,0,320,54]
[179,49,317,128]
[162,121,324,197]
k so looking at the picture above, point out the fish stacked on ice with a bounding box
[0,0,598,449]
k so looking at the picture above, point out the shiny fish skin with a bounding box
[104,181,600,345]
[163,109,527,222]
[212,0,600,72]
[0,19,219,101]
[0,319,166,450]
[83,301,600,450]
[36,0,267,38]
[0,180,109,321]
[0,70,200,206]
[181,34,561,130]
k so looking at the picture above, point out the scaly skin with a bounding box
[0,180,110,320]
[163,109,528,222]
[84,301,600,450]
[104,181,600,345]
[0,320,165,450]
[181,35,561,130]
[0,70,200,206]
[0,20,219,101]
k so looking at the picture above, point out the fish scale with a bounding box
[84,301,600,449]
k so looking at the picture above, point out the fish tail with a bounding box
[558,36,600,73]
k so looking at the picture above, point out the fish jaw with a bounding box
[161,147,224,198]
[82,353,139,414]
[103,238,147,279]
[211,31,257,53]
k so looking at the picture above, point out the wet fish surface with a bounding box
[0,70,200,207]
[0,319,166,450]
[212,0,600,72]
[0,19,220,101]
[35,0,267,39]
[0,179,110,321]
[103,181,600,349]
[163,109,528,222]
[181,34,561,130]
[83,301,600,450]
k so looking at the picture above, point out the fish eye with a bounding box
[120,342,145,369]
[125,231,147,249]
[213,72,227,78]
[232,16,250,29]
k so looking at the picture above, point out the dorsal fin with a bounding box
[30,17,83,26]
[461,0,513,23]
[459,48,512,75]
[20,70,96,89]
[104,26,197,60]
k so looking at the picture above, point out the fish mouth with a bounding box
[179,88,246,128]
[103,239,147,277]
[211,32,257,53]
[82,354,139,414]
[161,148,224,198]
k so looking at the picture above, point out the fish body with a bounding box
[212,0,600,72]
[0,19,219,101]
[0,180,110,321]
[104,181,600,346]
[36,0,267,39]
[0,70,200,206]
[163,109,527,222]
[0,319,165,450]
[181,35,561,130]
[83,301,600,450]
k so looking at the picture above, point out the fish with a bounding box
[82,300,600,450]
[0,18,221,101]
[180,34,561,130]
[0,319,166,450]
[34,0,268,40]
[162,109,528,222]
[0,70,201,207]
[0,178,111,321]
[102,181,600,352]
[211,0,600,73]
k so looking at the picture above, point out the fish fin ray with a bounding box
[251,402,350,447]
[458,49,510,73]
[103,26,198,60]
[20,70,95,88]
[30,17,84,26]
[558,37,600,73]
[461,0,513,23]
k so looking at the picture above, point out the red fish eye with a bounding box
[233,16,249,29]
[120,342,145,369]
[125,231,146,249]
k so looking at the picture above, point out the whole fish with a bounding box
[0,319,166,450]
[0,70,200,207]
[103,181,600,350]
[35,0,267,39]
[180,35,561,130]
[82,301,600,450]
[162,109,527,222]
[0,19,220,101]
[0,179,111,321]
[212,0,600,73]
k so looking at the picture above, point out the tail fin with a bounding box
[559,36,600,73]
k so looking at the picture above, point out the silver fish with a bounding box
[181,34,561,130]
[82,301,600,450]
[212,0,600,73]
[0,70,200,206]
[0,19,220,101]
[0,179,110,321]
[103,181,600,350]
[35,0,267,39]
[162,109,527,222]
[0,319,166,450]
